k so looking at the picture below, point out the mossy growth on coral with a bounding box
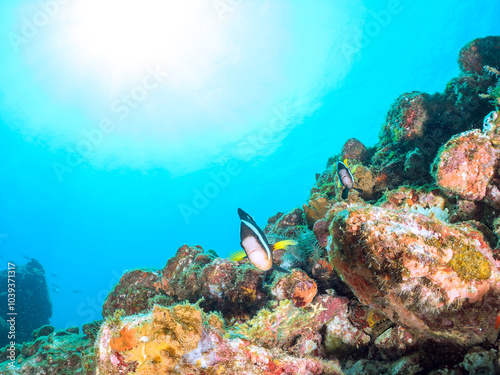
[105,308,125,328]
[447,243,491,281]
[481,66,500,109]
[204,310,225,332]
[232,299,325,350]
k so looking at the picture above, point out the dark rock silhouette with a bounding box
[0,259,52,348]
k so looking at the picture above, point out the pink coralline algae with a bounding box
[328,202,500,347]
[271,269,318,307]
[432,129,499,201]
[380,91,431,144]
[319,295,370,357]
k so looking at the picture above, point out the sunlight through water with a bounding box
[9,0,366,175]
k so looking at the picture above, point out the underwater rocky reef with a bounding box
[0,259,52,349]
[2,35,500,374]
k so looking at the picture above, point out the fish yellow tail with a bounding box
[273,240,298,250]
[228,250,247,262]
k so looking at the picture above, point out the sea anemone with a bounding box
[281,229,324,271]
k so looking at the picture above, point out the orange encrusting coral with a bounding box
[109,326,137,351]
[495,313,500,330]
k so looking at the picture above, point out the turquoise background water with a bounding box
[0,0,499,329]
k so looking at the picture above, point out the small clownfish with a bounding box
[229,208,297,273]
[337,159,364,200]
[495,313,500,330]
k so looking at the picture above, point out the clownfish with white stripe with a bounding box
[337,159,364,199]
[229,208,297,273]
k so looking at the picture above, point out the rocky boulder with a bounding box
[328,203,500,347]
[432,129,499,201]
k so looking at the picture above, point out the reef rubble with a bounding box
[2,36,500,375]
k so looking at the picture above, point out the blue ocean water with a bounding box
[0,0,499,331]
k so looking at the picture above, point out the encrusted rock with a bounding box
[341,138,369,164]
[271,269,318,307]
[374,326,415,360]
[97,304,203,374]
[311,259,353,297]
[452,198,484,222]
[102,269,164,318]
[380,91,431,144]
[0,323,95,374]
[378,185,449,212]
[199,258,267,314]
[458,36,500,75]
[328,202,500,347]
[460,347,498,375]
[159,244,212,301]
[158,245,267,317]
[345,353,423,375]
[433,129,498,201]
[313,219,330,247]
[347,302,391,336]
[32,325,55,339]
[349,164,376,200]
[264,207,306,238]
[303,194,334,228]
[321,295,370,357]
[97,300,345,374]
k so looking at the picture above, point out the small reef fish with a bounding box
[229,208,297,273]
[337,159,364,199]
[50,273,59,277]
[72,289,83,294]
